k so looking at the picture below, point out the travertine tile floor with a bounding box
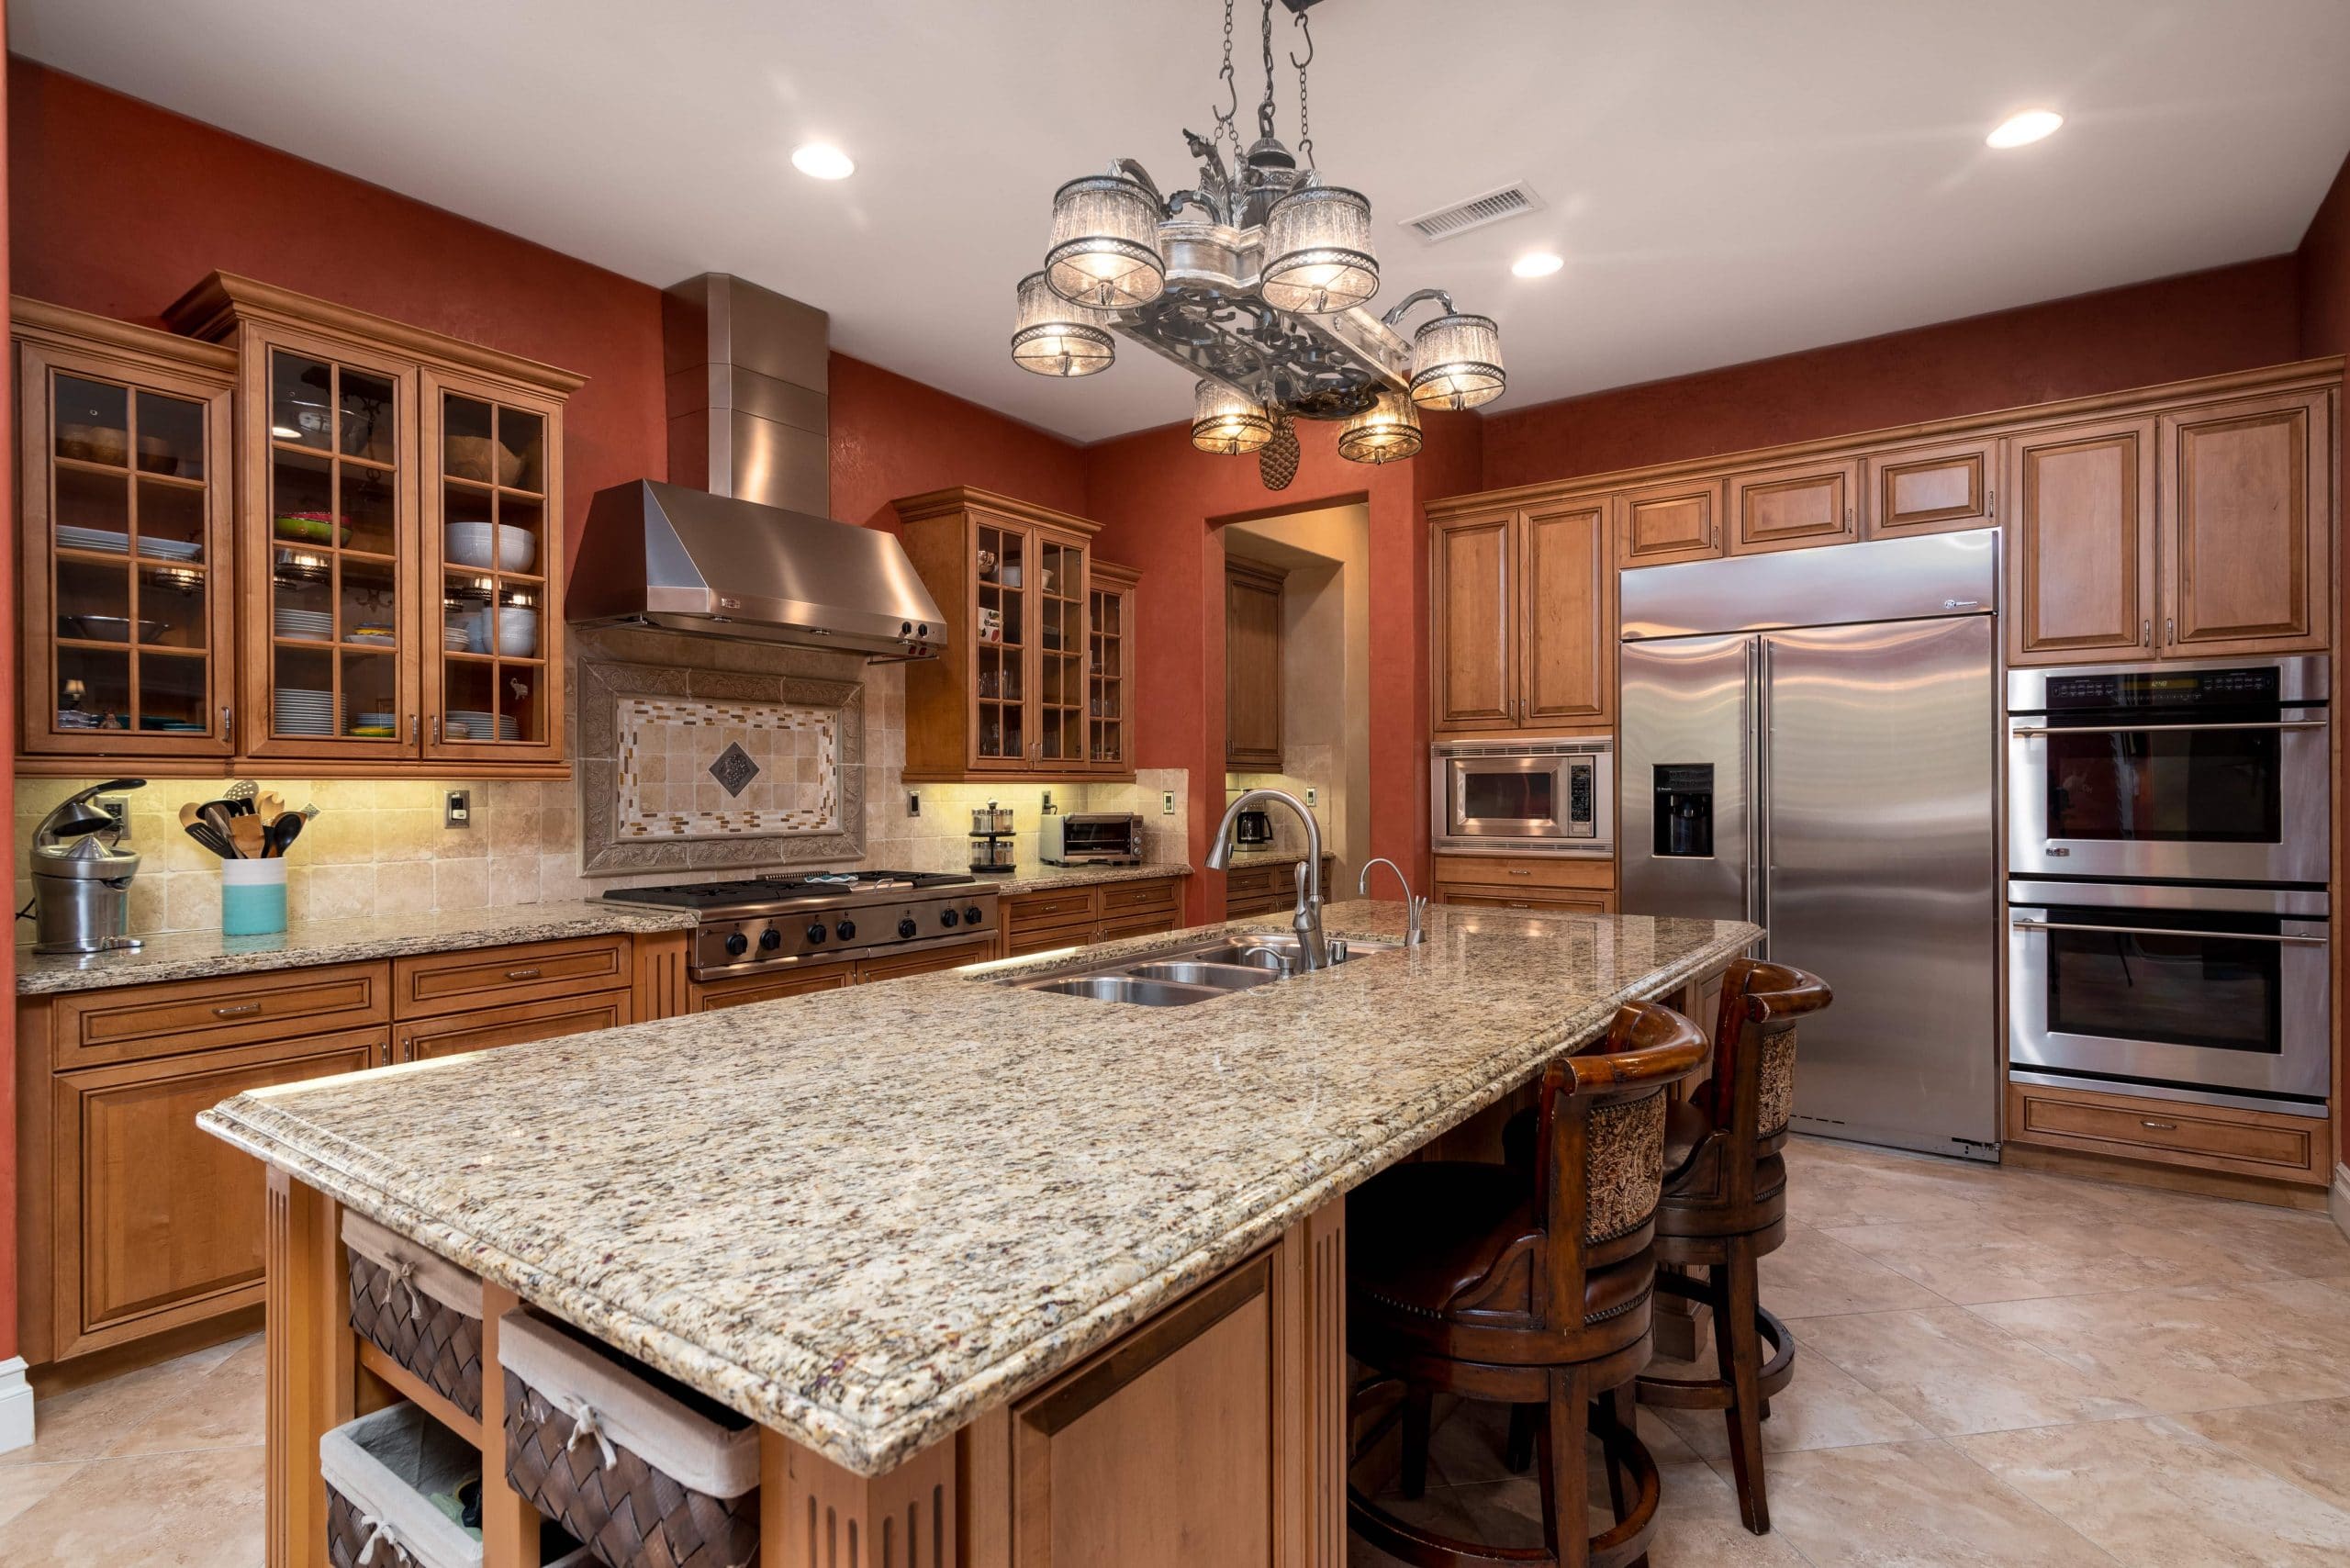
[0,1138,2344,1564]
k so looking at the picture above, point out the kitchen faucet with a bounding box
[1358,857,1427,946]
[1206,789,1328,970]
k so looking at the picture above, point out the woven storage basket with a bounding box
[499,1309,760,1568]
[345,1211,487,1419]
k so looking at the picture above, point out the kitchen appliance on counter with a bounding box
[1619,529,2001,1161]
[1431,736,1614,857]
[1042,812,1145,867]
[2008,655,2328,886]
[969,802,1018,874]
[27,778,146,955]
[603,870,996,981]
[2008,879,2328,1114]
[1231,807,1275,849]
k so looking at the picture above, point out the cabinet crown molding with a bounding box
[1427,355,2345,520]
[12,297,240,373]
[162,271,588,396]
[890,485,1102,538]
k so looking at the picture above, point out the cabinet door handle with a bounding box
[2142,619,2151,648]
[1507,868,1534,877]
[2139,1119,2178,1131]
[1985,487,1994,516]
[505,966,543,980]
[211,1002,262,1018]
[2166,617,2176,646]
[1843,505,1854,529]
[222,704,234,745]
[410,715,420,742]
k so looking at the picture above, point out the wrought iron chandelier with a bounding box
[1011,0,1505,486]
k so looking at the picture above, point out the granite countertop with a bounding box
[200,902,1757,1477]
[16,901,701,997]
[985,859,1193,895]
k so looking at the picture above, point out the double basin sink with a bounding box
[1013,931,1401,1008]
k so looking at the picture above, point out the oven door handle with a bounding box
[2009,720,2328,737]
[2009,918,2327,945]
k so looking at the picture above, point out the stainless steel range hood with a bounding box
[568,274,945,659]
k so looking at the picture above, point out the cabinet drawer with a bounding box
[52,962,390,1070]
[1099,877,1180,917]
[1005,889,1101,934]
[1222,866,1282,902]
[392,936,632,1019]
[396,991,633,1063]
[688,964,855,1013]
[1433,856,1614,892]
[1006,921,1096,958]
[2007,1082,2325,1183]
[1438,885,1616,914]
[856,935,998,984]
[1099,908,1183,943]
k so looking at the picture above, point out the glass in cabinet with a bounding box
[14,305,237,763]
[1087,562,1137,771]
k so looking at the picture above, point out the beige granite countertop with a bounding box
[984,858,1192,895]
[200,902,1758,1477]
[16,901,701,996]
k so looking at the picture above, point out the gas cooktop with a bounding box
[605,871,997,980]
[602,870,978,913]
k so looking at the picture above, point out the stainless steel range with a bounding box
[604,871,998,981]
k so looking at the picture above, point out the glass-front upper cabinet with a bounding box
[1035,533,1090,767]
[1087,562,1138,772]
[13,304,237,765]
[422,369,565,764]
[972,512,1028,768]
[248,339,417,760]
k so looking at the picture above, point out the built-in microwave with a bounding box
[2008,655,2329,886]
[1432,736,1614,857]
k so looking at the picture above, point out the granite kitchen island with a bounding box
[199,901,1758,1568]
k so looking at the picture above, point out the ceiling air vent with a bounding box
[1401,182,1544,243]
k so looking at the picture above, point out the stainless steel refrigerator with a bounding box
[1618,530,2001,1160]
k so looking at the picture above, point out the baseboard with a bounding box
[2332,1163,2350,1245]
[0,1357,32,1454]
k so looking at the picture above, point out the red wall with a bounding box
[0,8,17,1373]
[2297,148,2350,1169]
[1481,257,2303,488]
[829,353,1086,533]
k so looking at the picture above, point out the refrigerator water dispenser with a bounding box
[1653,765,1714,857]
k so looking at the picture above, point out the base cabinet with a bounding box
[1003,876,1185,956]
[1433,855,1616,914]
[1225,858,1336,919]
[2005,1080,2329,1189]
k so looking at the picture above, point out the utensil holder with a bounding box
[221,857,288,936]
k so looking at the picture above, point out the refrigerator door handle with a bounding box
[1746,638,1765,933]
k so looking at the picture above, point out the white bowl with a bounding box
[444,521,534,572]
[480,606,540,657]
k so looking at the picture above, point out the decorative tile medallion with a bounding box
[616,697,839,839]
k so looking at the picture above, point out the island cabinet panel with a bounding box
[1429,511,1515,731]
[50,1026,384,1361]
[1617,477,1724,568]
[2159,389,2332,657]
[391,935,632,1018]
[1521,498,1616,728]
[2005,417,2157,666]
[1864,437,1997,537]
[1225,559,1287,768]
[1726,458,1858,554]
[394,991,632,1063]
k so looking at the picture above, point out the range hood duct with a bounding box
[569,274,945,659]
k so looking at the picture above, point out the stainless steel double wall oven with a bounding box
[2006,655,2331,1114]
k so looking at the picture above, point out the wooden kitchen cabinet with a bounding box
[1433,854,1616,913]
[1432,498,1614,734]
[1225,558,1286,767]
[2005,416,2157,666]
[2159,388,2331,657]
[895,487,1138,782]
[1864,437,1997,537]
[1225,857,1337,918]
[688,964,854,1012]
[395,991,633,1063]
[13,300,240,768]
[1088,560,1139,772]
[1617,477,1723,567]
[1002,875,1187,956]
[1727,458,1858,554]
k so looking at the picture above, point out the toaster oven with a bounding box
[1041,812,1145,866]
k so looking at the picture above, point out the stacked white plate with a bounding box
[447,709,520,742]
[58,525,202,561]
[443,624,472,650]
[274,607,334,641]
[276,687,334,735]
[444,521,535,572]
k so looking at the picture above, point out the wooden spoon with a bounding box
[229,813,268,860]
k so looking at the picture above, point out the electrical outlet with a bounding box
[1304,786,1317,808]
[1161,790,1176,815]
[907,790,922,818]
[444,789,472,829]
[96,795,129,836]
[1042,790,1055,814]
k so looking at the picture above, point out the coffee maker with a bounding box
[28,778,145,955]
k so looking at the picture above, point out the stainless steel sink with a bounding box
[1013,932,1401,1007]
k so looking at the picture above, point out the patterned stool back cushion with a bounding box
[1756,1022,1799,1137]
[1583,1092,1666,1242]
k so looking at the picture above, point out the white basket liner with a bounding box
[343,1210,484,1320]
[498,1309,758,1500]
[319,1405,483,1568]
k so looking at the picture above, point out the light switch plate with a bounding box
[1162,791,1176,815]
[444,789,471,828]
[1304,787,1317,808]
[907,790,921,817]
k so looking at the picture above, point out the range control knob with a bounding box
[758,927,783,953]
[804,923,828,945]
[722,931,749,958]
[964,905,985,925]
[897,916,919,939]
[941,906,961,928]
[834,919,857,942]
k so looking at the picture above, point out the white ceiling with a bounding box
[17,1,2350,443]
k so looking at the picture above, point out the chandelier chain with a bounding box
[1293,9,1315,169]
[1258,0,1277,141]
[1214,0,1238,163]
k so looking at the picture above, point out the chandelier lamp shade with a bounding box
[1012,272,1116,377]
[1009,0,1506,484]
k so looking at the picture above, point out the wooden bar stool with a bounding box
[1346,998,1709,1568]
[1635,958,1832,1535]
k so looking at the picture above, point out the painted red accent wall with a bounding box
[1481,257,2303,489]
[0,7,18,1372]
[829,353,1086,533]
[2296,147,2350,1169]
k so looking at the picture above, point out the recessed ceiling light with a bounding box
[791,142,856,180]
[1986,109,2063,150]
[1511,252,1565,279]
